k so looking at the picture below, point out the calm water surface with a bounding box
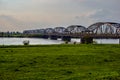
[0,38,64,45]
[71,38,119,44]
[0,38,119,45]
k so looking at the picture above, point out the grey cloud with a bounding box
[0,15,23,31]
[89,9,110,19]
[0,15,18,23]
[0,1,3,7]
[0,0,120,31]
[87,9,120,23]
[83,0,120,11]
[0,15,56,32]
[73,0,120,24]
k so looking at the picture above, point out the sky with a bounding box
[0,0,120,32]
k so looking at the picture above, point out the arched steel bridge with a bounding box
[88,22,120,34]
[23,22,120,38]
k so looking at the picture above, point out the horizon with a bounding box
[0,0,120,32]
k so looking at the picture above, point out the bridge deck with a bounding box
[45,33,120,39]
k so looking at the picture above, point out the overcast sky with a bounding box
[0,0,120,32]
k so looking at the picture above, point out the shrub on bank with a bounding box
[23,40,30,45]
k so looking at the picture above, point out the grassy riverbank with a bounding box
[0,44,120,80]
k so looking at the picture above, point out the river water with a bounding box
[0,38,119,45]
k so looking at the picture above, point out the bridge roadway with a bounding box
[42,33,120,43]
[44,33,120,39]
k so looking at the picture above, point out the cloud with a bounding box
[89,9,109,19]
[0,15,34,31]
[0,15,23,31]
[0,0,120,31]
[88,9,120,23]
[0,15,59,32]
[0,0,3,8]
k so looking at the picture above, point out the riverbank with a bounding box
[0,44,120,80]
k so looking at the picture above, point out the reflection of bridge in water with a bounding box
[23,22,120,43]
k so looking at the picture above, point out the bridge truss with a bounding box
[87,22,120,34]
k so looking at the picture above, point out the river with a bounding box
[0,38,119,45]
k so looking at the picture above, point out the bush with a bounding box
[65,41,69,44]
[23,40,30,45]
[73,42,77,44]
[81,35,93,44]
[93,40,98,44]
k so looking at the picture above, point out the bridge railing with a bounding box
[42,32,120,38]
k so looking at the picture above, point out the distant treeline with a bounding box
[0,32,23,37]
[0,31,44,38]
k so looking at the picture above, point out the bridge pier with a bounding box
[42,35,49,39]
[50,35,58,40]
[81,36,93,44]
[119,38,120,44]
[62,36,71,42]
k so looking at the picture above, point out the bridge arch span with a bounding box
[66,25,87,33]
[45,28,55,34]
[88,22,120,34]
[54,27,66,33]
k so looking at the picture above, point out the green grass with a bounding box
[0,44,120,80]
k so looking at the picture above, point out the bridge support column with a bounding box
[42,35,49,39]
[62,36,71,42]
[50,35,58,40]
[81,36,93,44]
[119,38,120,44]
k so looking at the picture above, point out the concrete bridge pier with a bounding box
[119,38,120,44]
[62,36,71,42]
[50,35,58,40]
[42,35,49,39]
[81,36,93,44]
